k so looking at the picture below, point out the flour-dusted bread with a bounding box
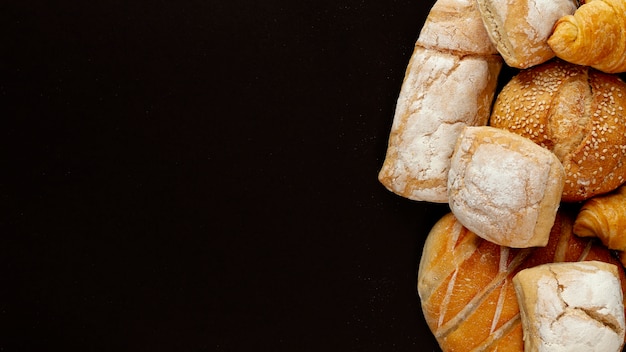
[379,50,501,202]
[513,261,626,352]
[476,0,577,68]
[490,59,626,202]
[447,126,564,247]
[418,0,498,55]
[418,211,626,351]
[378,0,502,203]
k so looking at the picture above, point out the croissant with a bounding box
[547,0,626,73]
[574,185,626,265]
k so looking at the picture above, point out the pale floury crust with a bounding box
[447,126,564,248]
[378,49,501,202]
[476,0,577,68]
[378,0,502,203]
[513,261,626,352]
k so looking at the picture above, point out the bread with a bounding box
[378,0,502,203]
[476,0,577,69]
[418,0,498,55]
[513,261,625,352]
[489,59,626,202]
[548,0,626,73]
[447,126,564,248]
[417,211,626,351]
[574,185,626,265]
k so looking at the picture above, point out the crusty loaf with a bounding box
[490,59,626,202]
[417,211,626,351]
[418,0,498,56]
[378,0,502,203]
[379,51,501,202]
[447,126,564,248]
[548,0,626,73]
[514,261,625,352]
[476,0,577,68]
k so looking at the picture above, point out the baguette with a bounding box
[489,60,626,202]
[379,0,502,203]
[548,0,626,73]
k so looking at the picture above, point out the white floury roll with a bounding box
[513,261,626,352]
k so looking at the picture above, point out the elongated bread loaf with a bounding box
[379,0,502,203]
[476,0,577,68]
[489,59,626,202]
[417,211,626,351]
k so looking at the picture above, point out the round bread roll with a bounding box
[489,59,626,202]
[417,210,626,351]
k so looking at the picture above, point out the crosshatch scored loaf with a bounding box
[417,211,626,351]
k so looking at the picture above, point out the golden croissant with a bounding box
[574,185,626,265]
[547,0,626,73]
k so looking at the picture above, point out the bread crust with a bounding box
[548,0,626,73]
[476,0,577,68]
[418,211,626,351]
[379,48,501,202]
[490,60,626,202]
[513,261,626,352]
[447,126,564,247]
[418,0,498,55]
[378,0,502,202]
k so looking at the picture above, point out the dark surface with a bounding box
[3,0,456,350]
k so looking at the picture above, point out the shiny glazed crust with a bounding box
[447,126,564,247]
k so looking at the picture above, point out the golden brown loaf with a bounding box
[548,0,626,73]
[476,0,577,68]
[417,211,626,352]
[489,60,626,202]
[448,126,564,248]
[574,185,626,265]
[514,261,626,352]
[378,0,502,203]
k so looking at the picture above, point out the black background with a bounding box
[1,0,466,350]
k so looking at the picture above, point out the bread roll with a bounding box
[417,211,626,351]
[447,126,564,248]
[378,0,502,203]
[514,261,625,352]
[476,0,577,69]
[489,59,626,202]
[548,0,626,73]
[418,0,498,55]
